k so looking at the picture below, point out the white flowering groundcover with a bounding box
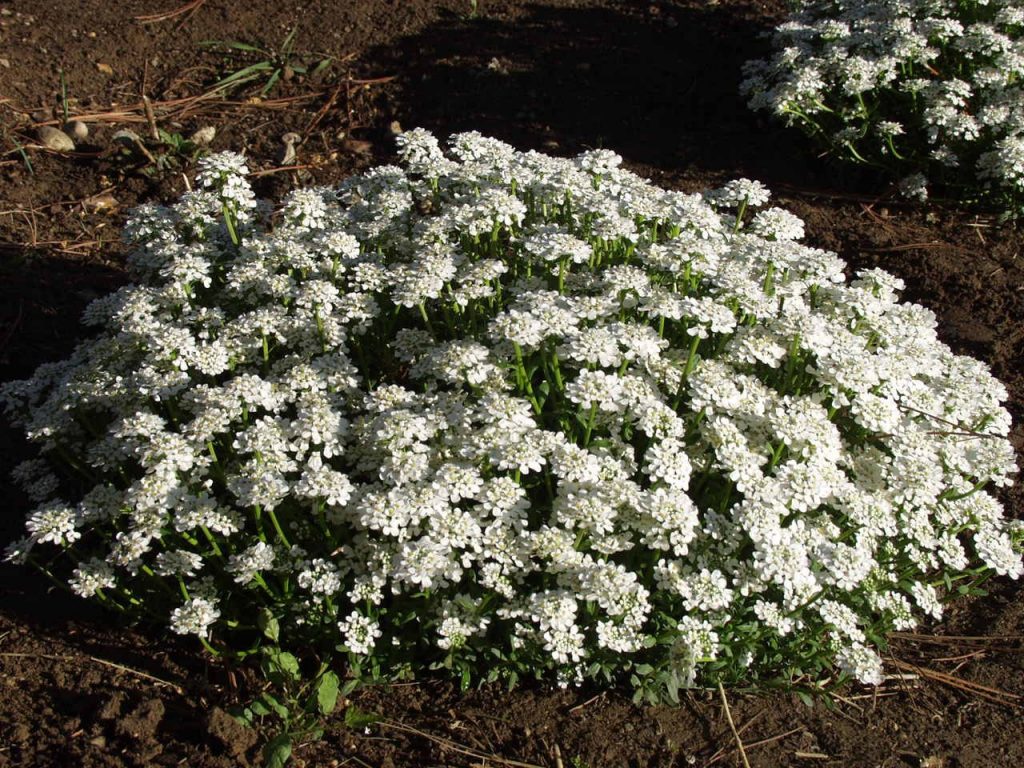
[741,0,1024,211]
[3,130,1021,703]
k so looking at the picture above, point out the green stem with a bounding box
[266,507,292,548]
[734,197,749,232]
[682,334,701,381]
[549,349,565,391]
[222,202,240,246]
[199,636,221,657]
[200,525,224,558]
[140,564,178,597]
[582,404,598,446]
[513,343,543,415]
[418,301,436,338]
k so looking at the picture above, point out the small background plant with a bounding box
[201,28,334,97]
[741,0,1024,216]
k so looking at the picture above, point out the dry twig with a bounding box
[134,0,207,24]
[717,682,752,768]
[888,658,1021,707]
[378,719,543,768]
[890,632,1024,645]
[0,651,184,694]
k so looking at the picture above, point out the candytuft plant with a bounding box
[3,132,1021,721]
[741,0,1024,215]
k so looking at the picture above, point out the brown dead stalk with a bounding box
[134,0,208,25]
[888,658,1021,707]
[0,651,184,694]
[378,718,543,768]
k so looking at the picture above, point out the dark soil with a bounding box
[1,1,1022,766]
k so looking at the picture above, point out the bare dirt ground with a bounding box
[1,1,1022,766]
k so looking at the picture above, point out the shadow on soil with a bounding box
[370,1,846,187]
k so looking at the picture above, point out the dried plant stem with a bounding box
[889,658,1021,707]
[0,651,184,693]
[134,0,207,24]
[379,719,543,768]
[718,682,752,768]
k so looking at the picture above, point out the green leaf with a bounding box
[228,704,255,726]
[209,62,274,93]
[281,28,299,53]
[343,705,381,730]
[340,678,361,697]
[261,69,283,97]
[454,594,477,612]
[795,689,815,708]
[262,733,292,768]
[258,609,280,643]
[265,648,301,680]
[316,671,341,715]
[311,58,333,77]
[665,671,680,705]
[260,692,290,720]
[249,700,272,717]
[201,39,265,53]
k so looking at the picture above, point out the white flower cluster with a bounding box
[741,0,1024,211]
[3,131,1020,696]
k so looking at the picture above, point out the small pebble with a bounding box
[65,120,88,141]
[83,192,118,213]
[342,138,373,156]
[112,128,143,147]
[278,132,300,165]
[190,126,216,146]
[37,125,75,151]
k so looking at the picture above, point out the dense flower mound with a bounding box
[3,131,1021,701]
[741,0,1024,211]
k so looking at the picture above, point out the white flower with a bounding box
[338,611,381,655]
[3,131,1019,699]
[748,208,805,241]
[26,501,80,546]
[835,642,884,685]
[69,559,116,598]
[170,597,220,638]
[155,550,204,577]
[708,178,771,208]
[226,542,276,585]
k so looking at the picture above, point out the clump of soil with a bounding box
[207,707,259,763]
